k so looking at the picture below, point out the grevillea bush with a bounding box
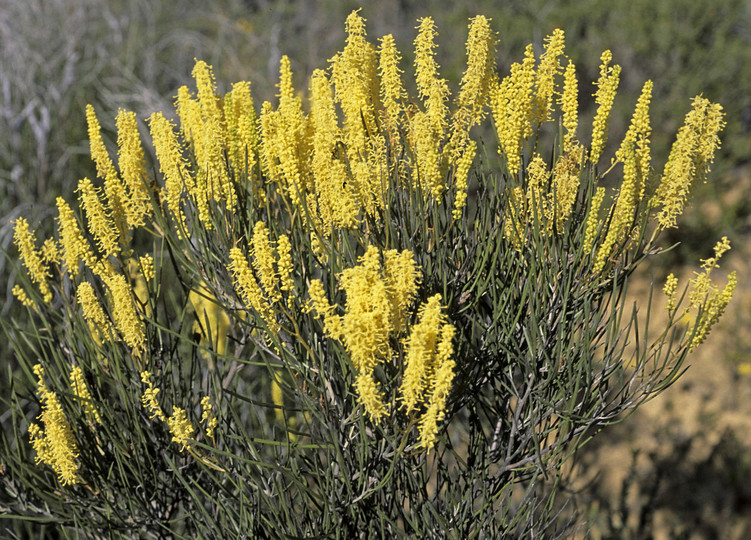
[1,10,736,538]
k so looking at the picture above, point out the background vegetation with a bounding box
[1,0,749,537]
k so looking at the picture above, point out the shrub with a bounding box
[1,10,735,538]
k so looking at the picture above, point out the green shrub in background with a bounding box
[1,10,736,538]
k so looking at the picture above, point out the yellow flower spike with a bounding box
[192,60,234,211]
[550,148,582,230]
[225,81,259,181]
[414,17,451,138]
[86,104,117,181]
[103,272,146,356]
[69,366,101,424]
[401,294,445,414]
[41,238,61,267]
[490,44,536,176]
[663,273,679,311]
[116,109,151,229]
[228,246,279,335]
[452,140,477,220]
[77,177,120,258]
[192,60,223,128]
[450,15,497,158]
[103,171,130,243]
[251,221,280,303]
[309,69,358,230]
[77,281,112,339]
[653,97,725,230]
[56,197,97,278]
[583,186,606,254]
[12,285,36,309]
[200,396,218,439]
[167,407,196,452]
[617,80,653,195]
[590,50,621,164]
[175,85,203,145]
[13,217,53,304]
[339,246,393,374]
[355,371,388,424]
[378,34,406,146]
[29,364,81,485]
[140,371,167,422]
[533,29,565,125]
[524,154,551,227]
[560,60,579,153]
[418,327,456,451]
[383,249,422,331]
[690,271,735,351]
[148,112,193,237]
[273,56,311,208]
[409,110,443,197]
[594,141,639,272]
[306,279,344,340]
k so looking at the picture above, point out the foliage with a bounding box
[1,10,736,538]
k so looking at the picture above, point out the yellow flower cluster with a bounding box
[28,365,81,485]
[141,371,217,450]
[400,294,456,450]
[13,217,53,304]
[663,237,736,350]
[589,51,621,164]
[308,246,422,423]
[653,97,726,230]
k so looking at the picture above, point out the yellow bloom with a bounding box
[200,396,218,439]
[355,371,388,423]
[77,281,112,339]
[450,15,496,157]
[309,70,358,230]
[401,294,445,414]
[307,279,344,340]
[29,364,81,485]
[418,324,456,451]
[653,97,725,229]
[116,109,151,228]
[12,285,36,309]
[452,140,477,220]
[533,29,565,125]
[167,407,195,452]
[104,272,146,356]
[69,366,101,424]
[228,246,279,334]
[560,60,579,153]
[86,104,117,180]
[409,110,443,197]
[13,217,53,303]
[251,221,279,303]
[41,238,61,266]
[414,17,450,137]
[378,34,406,148]
[148,112,193,236]
[616,80,653,195]
[140,371,167,422]
[589,50,621,164]
[550,147,582,230]
[383,249,421,331]
[490,44,536,176]
[664,273,679,311]
[225,81,259,184]
[56,197,96,277]
[77,177,120,258]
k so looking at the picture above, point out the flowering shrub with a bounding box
[2,10,735,537]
